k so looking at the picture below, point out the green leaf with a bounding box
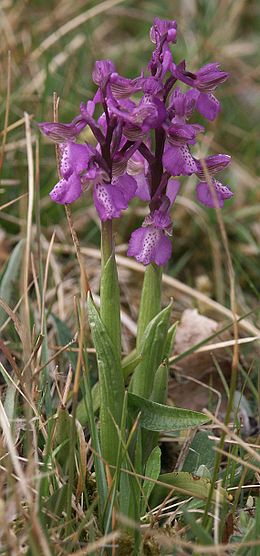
[0,239,25,327]
[1,362,16,422]
[183,431,216,476]
[150,361,168,404]
[141,446,161,516]
[100,252,121,357]
[150,472,227,508]
[143,362,169,463]
[183,509,213,545]
[137,264,162,347]
[122,349,143,380]
[76,381,100,425]
[51,314,77,368]
[87,294,124,468]
[128,392,209,432]
[130,301,172,399]
[164,321,178,359]
[54,407,71,468]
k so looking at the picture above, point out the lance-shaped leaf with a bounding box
[130,301,172,398]
[0,239,24,327]
[137,264,162,347]
[87,294,124,468]
[141,446,161,516]
[142,362,169,462]
[164,321,178,359]
[128,392,209,431]
[150,472,228,508]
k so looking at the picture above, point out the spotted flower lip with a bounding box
[58,142,96,179]
[163,143,197,176]
[48,142,98,205]
[127,202,174,267]
[196,178,233,208]
[50,173,82,204]
[93,173,137,221]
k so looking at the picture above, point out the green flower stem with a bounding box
[137,263,162,347]
[101,220,113,266]
[100,220,121,358]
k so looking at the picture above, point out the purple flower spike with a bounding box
[50,173,82,204]
[40,15,231,265]
[93,173,137,221]
[196,179,233,208]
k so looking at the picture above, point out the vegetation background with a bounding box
[1,0,260,554]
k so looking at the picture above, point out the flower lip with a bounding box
[196,178,233,208]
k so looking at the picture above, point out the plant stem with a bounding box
[101,220,113,266]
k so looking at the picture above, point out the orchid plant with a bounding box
[40,17,231,550]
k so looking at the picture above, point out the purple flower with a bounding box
[92,59,116,86]
[127,180,180,266]
[93,173,137,221]
[127,150,150,201]
[127,209,172,266]
[194,63,229,93]
[48,142,97,204]
[195,154,232,208]
[166,122,204,147]
[174,61,229,120]
[148,18,177,79]
[109,73,143,99]
[195,154,231,178]
[150,18,177,45]
[38,118,87,143]
[169,87,198,121]
[108,96,167,140]
[174,61,228,93]
[196,179,233,208]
